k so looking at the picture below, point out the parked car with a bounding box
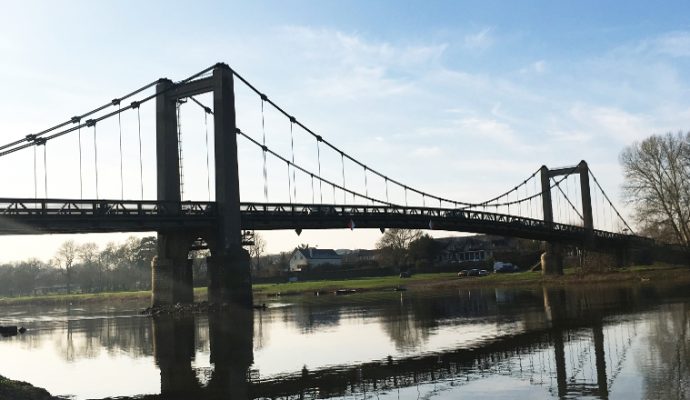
[493,261,519,273]
[399,271,411,278]
[467,269,480,276]
[478,269,489,276]
[457,270,468,277]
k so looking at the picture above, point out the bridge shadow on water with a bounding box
[82,282,690,400]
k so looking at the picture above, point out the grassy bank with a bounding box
[0,375,56,400]
[1,264,688,306]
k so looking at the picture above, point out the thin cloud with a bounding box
[568,104,653,143]
[649,31,690,58]
[463,27,494,50]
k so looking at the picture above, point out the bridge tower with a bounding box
[151,63,251,307]
[539,160,593,275]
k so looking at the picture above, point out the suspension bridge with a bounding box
[0,62,678,306]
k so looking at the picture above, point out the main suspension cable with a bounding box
[236,128,394,206]
[551,176,584,221]
[589,170,635,234]
[0,80,160,153]
[230,66,544,209]
[0,65,216,159]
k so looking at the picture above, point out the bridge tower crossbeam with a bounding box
[151,63,251,307]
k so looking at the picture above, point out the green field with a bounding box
[0,264,686,306]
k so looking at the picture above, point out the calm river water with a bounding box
[0,282,688,399]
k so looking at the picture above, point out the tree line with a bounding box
[0,236,156,297]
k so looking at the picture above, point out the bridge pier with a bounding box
[152,232,193,307]
[541,243,564,275]
[207,247,252,305]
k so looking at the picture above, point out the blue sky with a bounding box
[1,1,690,261]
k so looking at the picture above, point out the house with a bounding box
[436,235,526,264]
[341,249,379,266]
[289,248,342,272]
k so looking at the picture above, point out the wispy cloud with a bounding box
[463,27,494,50]
[567,104,653,143]
[412,146,442,158]
[648,31,690,58]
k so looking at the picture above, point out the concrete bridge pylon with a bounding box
[151,63,251,307]
[540,161,593,275]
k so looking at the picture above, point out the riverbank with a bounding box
[0,375,57,400]
[0,263,688,306]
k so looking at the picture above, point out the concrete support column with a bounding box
[153,232,192,307]
[173,258,194,304]
[151,257,173,307]
[540,166,554,227]
[541,243,564,275]
[579,160,594,247]
[207,256,221,305]
[211,64,252,307]
[207,248,252,305]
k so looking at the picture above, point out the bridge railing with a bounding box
[240,202,641,242]
[0,198,215,217]
[0,198,652,246]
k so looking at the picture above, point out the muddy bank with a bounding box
[0,375,58,400]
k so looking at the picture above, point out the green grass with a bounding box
[0,289,152,306]
[1,263,687,306]
[252,272,459,295]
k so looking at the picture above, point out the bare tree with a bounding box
[376,228,424,267]
[54,240,79,294]
[248,232,267,273]
[620,132,690,248]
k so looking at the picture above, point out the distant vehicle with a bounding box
[457,270,468,277]
[399,271,411,278]
[478,269,489,276]
[467,269,480,276]
[494,261,519,273]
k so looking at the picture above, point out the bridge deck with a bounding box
[0,198,649,250]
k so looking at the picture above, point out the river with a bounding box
[0,282,688,399]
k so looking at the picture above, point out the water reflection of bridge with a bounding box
[141,287,650,400]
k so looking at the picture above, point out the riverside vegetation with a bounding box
[0,263,688,306]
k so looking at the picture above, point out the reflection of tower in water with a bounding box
[540,286,643,399]
[152,307,254,399]
[152,315,199,399]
